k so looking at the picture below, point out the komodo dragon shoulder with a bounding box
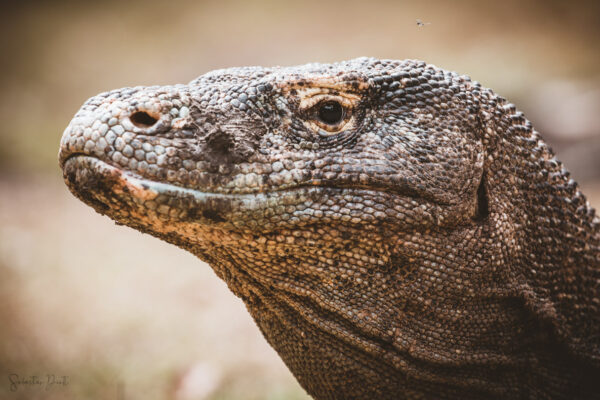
[59,58,600,400]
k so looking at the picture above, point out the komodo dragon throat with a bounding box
[59,58,599,399]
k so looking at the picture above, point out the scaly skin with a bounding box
[59,58,599,399]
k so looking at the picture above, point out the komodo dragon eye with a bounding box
[294,88,360,136]
[318,101,344,125]
[303,95,355,135]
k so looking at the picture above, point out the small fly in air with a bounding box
[416,19,431,27]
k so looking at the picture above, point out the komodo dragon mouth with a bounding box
[62,153,458,230]
[62,154,378,224]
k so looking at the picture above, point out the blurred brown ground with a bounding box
[0,1,598,399]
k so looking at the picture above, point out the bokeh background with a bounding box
[1,1,599,399]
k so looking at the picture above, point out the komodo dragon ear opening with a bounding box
[473,171,489,222]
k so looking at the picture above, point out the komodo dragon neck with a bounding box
[59,58,599,399]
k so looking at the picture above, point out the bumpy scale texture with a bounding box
[59,58,600,400]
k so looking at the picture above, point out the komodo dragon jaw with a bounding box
[59,58,599,400]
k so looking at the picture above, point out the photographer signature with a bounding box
[8,374,69,392]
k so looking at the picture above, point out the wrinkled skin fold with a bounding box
[59,58,600,400]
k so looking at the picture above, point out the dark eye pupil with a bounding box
[318,101,343,124]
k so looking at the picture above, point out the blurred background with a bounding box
[0,0,598,399]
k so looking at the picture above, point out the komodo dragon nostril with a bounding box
[129,111,159,128]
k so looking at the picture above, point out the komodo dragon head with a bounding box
[59,58,599,399]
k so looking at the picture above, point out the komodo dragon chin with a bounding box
[59,58,599,400]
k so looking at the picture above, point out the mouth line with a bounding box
[62,154,306,204]
[62,154,450,208]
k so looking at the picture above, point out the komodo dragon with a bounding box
[59,58,600,399]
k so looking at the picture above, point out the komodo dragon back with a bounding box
[59,58,600,399]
